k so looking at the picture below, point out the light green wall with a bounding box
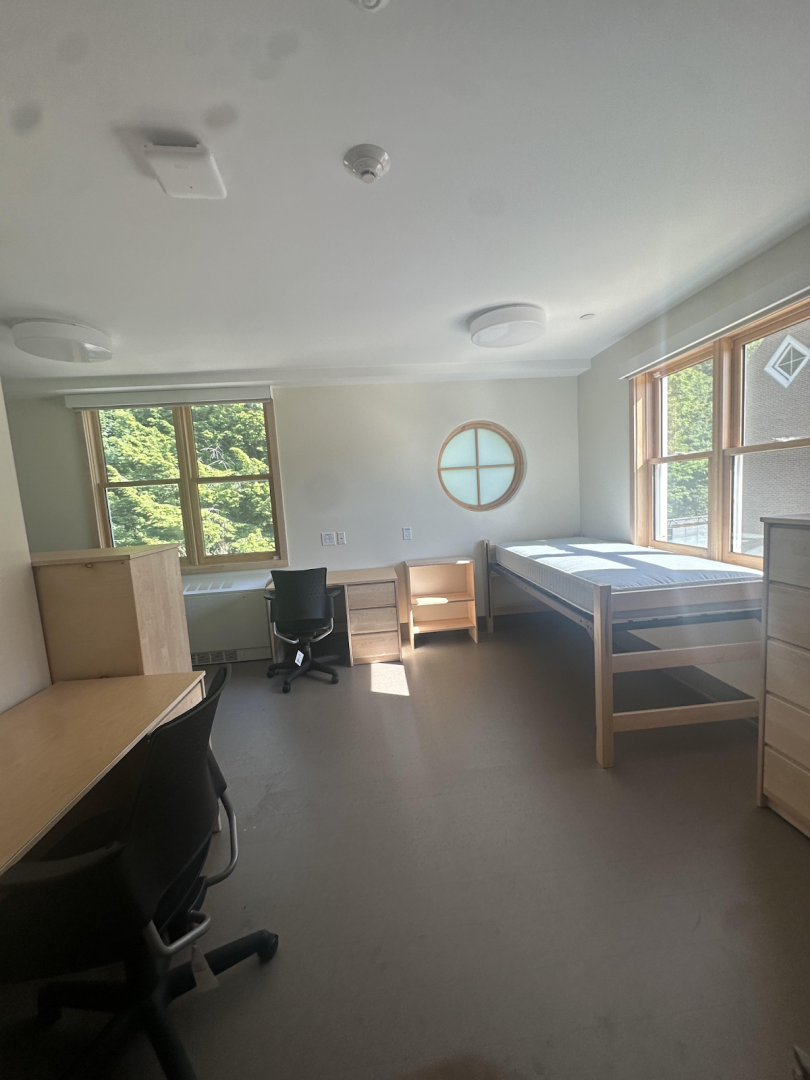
[5,395,97,552]
[0,380,50,710]
[578,220,810,539]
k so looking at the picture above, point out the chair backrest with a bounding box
[270,567,331,625]
[119,666,232,924]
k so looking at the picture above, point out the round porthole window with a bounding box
[438,421,524,511]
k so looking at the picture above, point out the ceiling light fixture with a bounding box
[470,305,546,348]
[343,144,390,184]
[351,0,391,10]
[11,321,112,363]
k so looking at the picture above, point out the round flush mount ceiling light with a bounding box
[343,144,390,183]
[11,321,112,363]
[351,0,391,10]
[470,305,546,348]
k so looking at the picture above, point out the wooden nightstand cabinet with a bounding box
[405,558,478,648]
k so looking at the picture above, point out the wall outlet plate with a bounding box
[321,532,336,546]
[336,532,346,545]
[402,527,412,540]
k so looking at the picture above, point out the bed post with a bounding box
[484,540,494,634]
[593,583,614,768]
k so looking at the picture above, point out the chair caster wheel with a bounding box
[266,670,275,678]
[331,674,339,684]
[257,931,279,963]
[283,684,291,693]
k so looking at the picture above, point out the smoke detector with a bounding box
[343,144,390,184]
[351,0,391,10]
[11,321,112,363]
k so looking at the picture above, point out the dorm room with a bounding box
[2,2,810,1079]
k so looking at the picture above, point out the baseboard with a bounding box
[191,646,273,667]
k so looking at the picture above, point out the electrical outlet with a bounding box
[336,532,346,545]
[321,531,336,546]
[402,526,412,540]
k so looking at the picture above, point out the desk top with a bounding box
[265,566,398,590]
[0,672,204,876]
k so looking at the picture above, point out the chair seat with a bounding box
[275,618,332,637]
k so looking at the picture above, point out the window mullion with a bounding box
[173,407,204,566]
[83,410,114,547]
[707,340,724,561]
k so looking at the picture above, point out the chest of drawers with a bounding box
[758,516,810,834]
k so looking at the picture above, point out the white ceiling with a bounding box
[2,0,810,385]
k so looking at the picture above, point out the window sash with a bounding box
[633,295,810,570]
[83,401,287,568]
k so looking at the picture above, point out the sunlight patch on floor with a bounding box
[370,663,410,696]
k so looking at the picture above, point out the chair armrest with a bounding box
[205,791,239,887]
[1,842,124,888]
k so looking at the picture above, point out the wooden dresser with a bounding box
[31,545,192,681]
[757,515,810,835]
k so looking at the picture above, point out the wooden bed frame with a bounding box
[483,540,762,767]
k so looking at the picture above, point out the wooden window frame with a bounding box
[437,420,524,511]
[83,400,288,571]
[633,296,810,570]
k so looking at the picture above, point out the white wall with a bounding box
[5,377,581,625]
[0,380,50,711]
[275,379,579,610]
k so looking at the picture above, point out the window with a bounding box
[438,421,523,510]
[83,400,287,566]
[634,297,810,566]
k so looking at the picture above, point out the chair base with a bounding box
[267,644,339,693]
[38,929,278,1080]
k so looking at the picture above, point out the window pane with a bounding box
[198,480,274,556]
[99,408,178,481]
[477,428,514,466]
[192,403,269,477]
[479,466,515,504]
[441,468,478,505]
[732,447,810,556]
[660,358,713,456]
[743,317,810,444]
[654,459,709,547]
[440,429,476,469]
[106,484,185,555]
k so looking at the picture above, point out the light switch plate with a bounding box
[402,526,412,540]
[336,532,346,545]
[321,532,336,546]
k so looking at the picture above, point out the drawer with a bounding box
[351,630,401,662]
[347,582,396,610]
[765,694,810,772]
[763,746,810,823]
[770,525,810,589]
[349,606,398,634]
[767,639,810,713]
[768,583,810,651]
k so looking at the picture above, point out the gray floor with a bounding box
[4,613,810,1079]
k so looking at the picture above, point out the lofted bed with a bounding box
[484,537,763,767]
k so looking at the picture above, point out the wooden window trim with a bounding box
[83,400,288,570]
[632,296,810,569]
[437,420,524,511]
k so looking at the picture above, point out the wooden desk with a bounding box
[0,672,204,876]
[266,567,402,665]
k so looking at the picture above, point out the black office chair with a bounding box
[265,567,341,693]
[0,665,277,1080]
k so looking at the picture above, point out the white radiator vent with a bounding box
[191,646,272,667]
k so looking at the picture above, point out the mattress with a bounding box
[494,538,762,615]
